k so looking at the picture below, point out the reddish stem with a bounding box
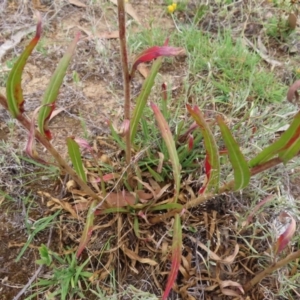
[0,93,105,207]
[117,0,131,166]
[244,249,300,292]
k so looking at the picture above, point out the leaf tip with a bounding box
[35,12,42,39]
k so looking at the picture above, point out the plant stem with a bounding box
[149,156,285,224]
[117,0,131,166]
[0,93,106,207]
[244,249,300,292]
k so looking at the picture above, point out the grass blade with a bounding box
[151,102,181,202]
[130,41,185,142]
[38,33,80,139]
[148,203,182,211]
[6,14,42,117]
[217,116,250,190]
[130,58,162,142]
[187,104,220,193]
[16,210,60,262]
[250,111,300,167]
[162,213,182,300]
[66,137,87,183]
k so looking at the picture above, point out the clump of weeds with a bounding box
[1,1,300,299]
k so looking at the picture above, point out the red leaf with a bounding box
[42,103,55,140]
[161,82,168,101]
[106,191,136,207]
[130,42,185,78]
[187,134,194,152]
[99,173,120,182]
[74,137,93,152]
[275,212,296,255]
[199,154,212,194]
[162,214,182,300]
[133,46,184,69]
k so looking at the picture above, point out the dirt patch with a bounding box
[0,200,59,299]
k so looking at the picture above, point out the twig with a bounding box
[117,0,131,166]
[244,249,300,292]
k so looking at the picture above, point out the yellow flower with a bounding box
[168,3,177,14]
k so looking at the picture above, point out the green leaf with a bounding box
[278,137,300,163]
[6,16,42,117]
[36,244,52,266]
[38,33,79,139]
[250,111,300,167]
[151,102,181,202]
[130,58,162,143]
[16,210,60,262]
[217,116,250,190]
[74,256,91,284]
[133,216,140,238]
[109,121,126,150]
[187,104,220,193]
[149,203,183,211]
[66,137,87,183]
[146,164,164,182]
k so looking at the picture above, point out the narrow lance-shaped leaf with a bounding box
[187,104,220,193]
[130,39,184,142]
[149,203,183,211]
[250,111,300,167]
[151,102,181,202]
[199,155,212,194]
[38,33,80,139]
[130,44,185,78]
[130,58,162,142]
[278,130,300,163]
[133,216,140,239]
[6,14,42,117]
[274,212,296,255]
[66,137,87,183]
[187,134,194,152]
[162,213,182,300]
[217,116,250,190]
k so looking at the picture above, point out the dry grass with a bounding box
[1,0,300,299]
